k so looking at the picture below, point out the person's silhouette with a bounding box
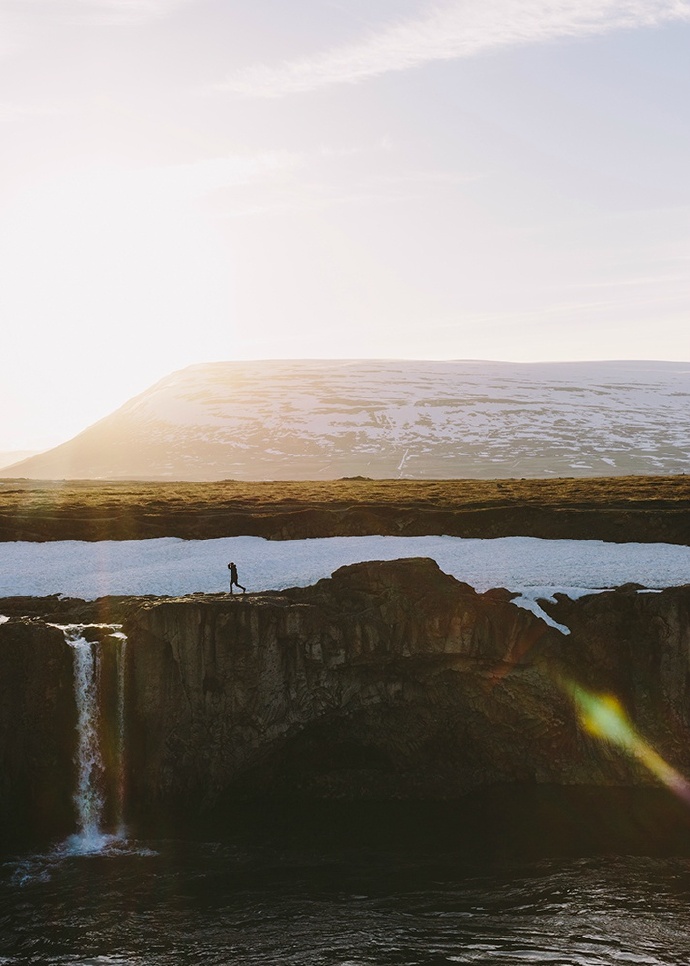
[228,561,246,594]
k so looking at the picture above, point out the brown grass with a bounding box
[0,475,688,543]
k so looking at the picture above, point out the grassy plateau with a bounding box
[0,476,688,544]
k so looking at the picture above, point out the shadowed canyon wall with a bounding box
[2,559,690,844]
[0,622,76,840]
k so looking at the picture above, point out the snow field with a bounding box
[1,535,689,606]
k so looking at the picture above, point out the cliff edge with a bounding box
[123,559,690,813]
[2,558,690,843]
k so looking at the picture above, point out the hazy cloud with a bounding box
[0,0,194,27]
[0,99,74,122]
[70,0,193,25]
[144,151,303,198]
[218,0,690,97]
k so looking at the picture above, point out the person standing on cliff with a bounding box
[228,561,246,594]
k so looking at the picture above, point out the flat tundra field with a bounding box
[0,476,688,544]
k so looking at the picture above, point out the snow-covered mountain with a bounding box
[3,360,689,481]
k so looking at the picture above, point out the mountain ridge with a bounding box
[3,359,688,481]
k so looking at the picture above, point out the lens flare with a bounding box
[568,682,690,805]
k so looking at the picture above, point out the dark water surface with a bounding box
[4,827,690,966]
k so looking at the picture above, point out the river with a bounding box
[4,831,690,965]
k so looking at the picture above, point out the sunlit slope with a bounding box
[0,450,38,470]
[3,360,688,481]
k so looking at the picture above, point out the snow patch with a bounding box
[512,596,572,635]
[0,536,689,602]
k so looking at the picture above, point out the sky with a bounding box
[1,0,689,452]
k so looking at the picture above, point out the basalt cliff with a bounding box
[2,558,690,847]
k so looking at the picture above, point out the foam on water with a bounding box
[8,834,157,887]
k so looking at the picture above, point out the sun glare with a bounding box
[0,163,239,444]
[568,681,690,806]
[0,165,234,348]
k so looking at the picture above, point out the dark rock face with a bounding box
[545,586,690,769]
[122,559,690,818]
[0,621,76,843]
[3,559,690,844]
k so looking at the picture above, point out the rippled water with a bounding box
[3,835,690,965]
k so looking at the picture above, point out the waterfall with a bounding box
[59,624,128,853]
[68,630,105,842]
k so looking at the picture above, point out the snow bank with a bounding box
[0,535,689,603]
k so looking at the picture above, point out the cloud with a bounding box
[75,152,304,205]
[0,102,62,122]
[217,0,690,98]
[145,152,303,199]
[69,0,192,25]
[3,0,194,28]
